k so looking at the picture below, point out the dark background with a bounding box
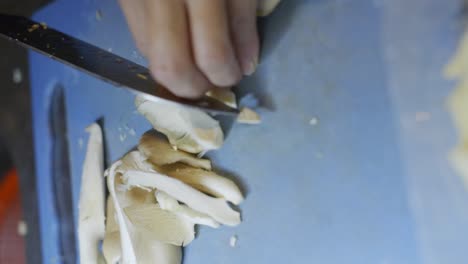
[1,0,51,263]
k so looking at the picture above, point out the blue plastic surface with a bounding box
[30,0,468,263]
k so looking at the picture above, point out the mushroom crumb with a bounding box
[229,235,238,247]
[309,117,319,126]
[237,107,261,124]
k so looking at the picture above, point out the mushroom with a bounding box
[124,203,195,246]
[205,89,238,109]
[135,96,223,154]
[122,170,241,226]
[105,161,183,264]
[155,191,220,228]
[138,131,211,170]
[237,107,261,124]
[160,163,244,205]
[78,123,106,264]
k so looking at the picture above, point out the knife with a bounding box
[0,14,238,115]
[49,84,77,264]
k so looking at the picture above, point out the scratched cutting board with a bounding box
[31,0,468,263]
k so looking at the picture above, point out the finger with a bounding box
[227,0,259,76]
[119,0,149,55]
[186,0,242,87]
[144,0,213,98]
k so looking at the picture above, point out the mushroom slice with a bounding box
[124,203,195,246]
[102,196,121,264]
[237,107,261,124]
[206,89,237,109]
[106,161,138,263]
[135,96,223,154]
[139,132,211,170]
[122,170,241,226]
[78,123,106,264]
[155,191,220,228]
[103,196,183,264]
[118,150,156,173]
[160,164,244,205]
[134,232,182,264]
[257,0,281,16]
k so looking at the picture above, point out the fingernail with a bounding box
[244,57,258,76]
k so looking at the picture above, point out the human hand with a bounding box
[119,0,259,98]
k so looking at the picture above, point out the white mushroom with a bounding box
[138,132,211,170]
[237,107,261,124]
[160,163,244,205]
[155,191,220,228]
[135,96,223,154]
[106,161,138,263]
[118,151,156,173]
[102,195,121,264]
[205,89,238,109]
[122,170,241,226]
[78,123,106,264]
[124,204,195,246]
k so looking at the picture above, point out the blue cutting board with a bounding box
[31,0,468,263]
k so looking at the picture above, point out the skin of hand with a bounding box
[119,0,259,98]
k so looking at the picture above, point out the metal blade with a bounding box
[0,14,238,115]
[49,85,77,264]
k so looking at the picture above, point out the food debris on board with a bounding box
[237,107,262,124]
[444,29,468,189]
[309,117,319,126]
[230,235,238,248]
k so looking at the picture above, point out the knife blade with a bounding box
[0,14,238,115]
[49,84,77,264]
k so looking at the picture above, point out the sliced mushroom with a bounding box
[124,203,195,246]
[103,196,121,264]
[155,191,220,228]
[237,107,261,124]
[206,89,237,109]
[106,161,138,263]
[78,123,106,264]
[139,132,211,170]
[160,164,244,205]
[133,232,182,264]
[122,170,241,226]
[118,151,156,173]
[135,96,223,154]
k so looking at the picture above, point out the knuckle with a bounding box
[198,45,232,73]
[150,60,188,83]
[197,47,241,87]
[150,60,207,99]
